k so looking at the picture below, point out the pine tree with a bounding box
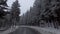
[29,0,41,26]
[39,0,59,28]
[0,0,9,28]
[0,0,8,19]
[11,0,20,25]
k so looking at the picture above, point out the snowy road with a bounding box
[0,25,60,34]
[9,27,40,34]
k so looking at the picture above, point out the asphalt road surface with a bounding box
[9,27,41,34]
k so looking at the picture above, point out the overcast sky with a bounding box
[7,0,35,15]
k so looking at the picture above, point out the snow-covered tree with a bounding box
[39,0,60,28]
[10,0,20,25]
[20,0,60,29]
[0,0,10,28]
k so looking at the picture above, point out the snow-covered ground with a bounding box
[0,26,19,34]
[20,25,60,34]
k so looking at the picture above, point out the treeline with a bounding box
[20,0,60,29]
[0,0,20,28]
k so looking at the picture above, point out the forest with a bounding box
[0,0,60,30]
[0,0,20,30]
[20,0,60,29]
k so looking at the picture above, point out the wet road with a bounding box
[9,27,41,34]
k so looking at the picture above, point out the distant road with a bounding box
[9,27,40,34]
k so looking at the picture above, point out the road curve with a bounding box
[9,27,41,34]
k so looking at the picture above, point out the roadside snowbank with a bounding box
[0,26,19,34]
[20,26,60,34]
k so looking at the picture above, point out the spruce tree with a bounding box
[0,0,8,18]
[0,0,9,28]
[11,0,20,25]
